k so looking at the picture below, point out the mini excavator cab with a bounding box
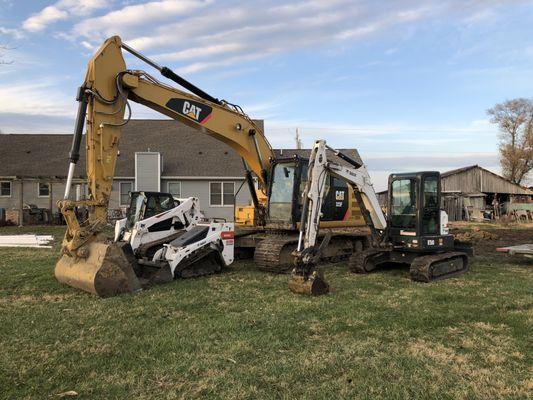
[387,171,454,252]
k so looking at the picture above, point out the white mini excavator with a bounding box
[290,140,471,295]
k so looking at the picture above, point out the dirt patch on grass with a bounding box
[0,293,75,304]
[407,331,529,399]
[452,225,533,255]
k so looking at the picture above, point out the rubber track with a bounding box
[176,247,224,278]
[409,251,468,282]
[348,249,385,274]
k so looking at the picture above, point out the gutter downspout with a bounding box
[18,179,23,227]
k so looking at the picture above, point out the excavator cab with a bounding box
[387,171,454,251]
[266,157,354,229]
[267,158,306,227]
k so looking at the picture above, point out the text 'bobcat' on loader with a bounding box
[290,140,471,295]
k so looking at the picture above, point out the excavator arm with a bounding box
[289,139,386,295]
[61,36,274,251]
[55,36,274,296]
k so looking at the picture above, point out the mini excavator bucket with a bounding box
[55,241,141,298]
[288,269,329,296]
[289,232,331,295]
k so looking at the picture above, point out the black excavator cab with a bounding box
[386,171,454,252]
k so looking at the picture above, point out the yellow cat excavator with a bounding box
[56,36,369,297]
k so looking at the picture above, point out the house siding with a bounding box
[0,179,82,213]
[0,178,252,222]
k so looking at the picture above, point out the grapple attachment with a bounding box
[55,241,141,297]
[288,269,329,295]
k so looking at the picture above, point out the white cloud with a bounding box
[72,0,212,40]
[22,0,108,32]
[66,0,435,74]
[23,6,69,32]
[0,26,24,40]
[0,80,74,116]
[54,0,511,75]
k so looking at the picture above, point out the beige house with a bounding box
[0,119,260,224]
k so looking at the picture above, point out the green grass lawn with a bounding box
[0,225,531,399]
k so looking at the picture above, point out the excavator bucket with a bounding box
[288,269,329,296]
[55,242,141,297]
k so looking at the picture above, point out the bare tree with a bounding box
[487,98,533,185]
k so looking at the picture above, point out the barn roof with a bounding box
[441,164,532,195]
[441,165,480,178]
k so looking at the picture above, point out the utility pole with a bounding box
[295,128,302,149]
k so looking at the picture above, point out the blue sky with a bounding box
[1,0,532,189]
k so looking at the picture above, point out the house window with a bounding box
[0,181,11,197]
[119,182,133,206]
[210,182,235,206]
[38,183,50,197]
[167,182,181,197]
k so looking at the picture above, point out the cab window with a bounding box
[390,179,417,228]
[423,176,439,207]
[422,176,439,234]
[269,163,296,221]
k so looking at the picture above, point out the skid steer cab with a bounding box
[114,191,205,258]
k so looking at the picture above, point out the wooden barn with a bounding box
[375,165,532,221]
[441,165,532,221]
